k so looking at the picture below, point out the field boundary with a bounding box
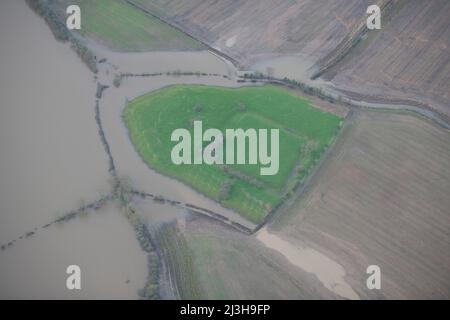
[124,0,241,68]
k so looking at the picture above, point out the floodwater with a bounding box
[0,0,145,299]
[251,54,318,82]
[257,227,360,300]
[0,203,147,299]
[0,0,110,244]
[93,48,256,229]
[95,48,236,78]
[0,0,257,299]
[251,55,450,130]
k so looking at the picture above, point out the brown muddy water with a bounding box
[0,0,110,245]
[251,55,450,129]
[0,0,255,299]
[251,54,319,82]
[93,47,256,229]
[0,203,147,299]
[257,228,360,300]
[1,0,369,300]
[0,0,145,298]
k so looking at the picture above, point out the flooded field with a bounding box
[0,203,147,299]
[251,54,450,130]
[0,0,110,244]
[95,47,236,77]
[0,0,256,299]
[94,48,256,229]
[251,54,318,82]
[0,0,149,299]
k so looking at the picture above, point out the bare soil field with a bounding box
[326,0,450,120]
[128,0,450,124]
[271,111,450,299]
[130,0,379,66]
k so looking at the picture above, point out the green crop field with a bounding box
[53,0,203,51]
[123,85,342,223]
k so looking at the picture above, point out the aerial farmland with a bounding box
[0,0,449,305]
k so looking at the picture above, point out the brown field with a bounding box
[327,0,450,120]
[130,0,450,121]
[156,216,340,299]
[129,0,378,65]
[271,110,450,299]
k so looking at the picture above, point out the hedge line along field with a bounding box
[123,85,342,223]
[51,0,203,51]
[271,111,450,299]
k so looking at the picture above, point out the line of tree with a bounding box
[25,0,98,73]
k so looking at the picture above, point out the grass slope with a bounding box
[124,85,342,223]
[52,0,203,51]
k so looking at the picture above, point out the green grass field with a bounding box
[54,0,203,51]
[123,85,342,223]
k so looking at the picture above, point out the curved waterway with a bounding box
[251,55,450,130]
[91,44,257,230]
